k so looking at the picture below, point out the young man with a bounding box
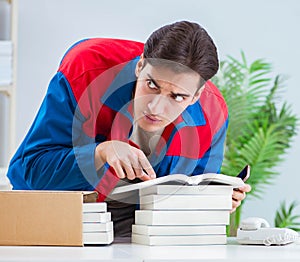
[7,21,250,237]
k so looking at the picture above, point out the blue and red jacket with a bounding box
[7,38,228,201]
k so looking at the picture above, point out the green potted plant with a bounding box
[275,200,300,231]
[212,52,299,236]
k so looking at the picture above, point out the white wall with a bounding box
[0,0,11,166]
[15,0,300,225]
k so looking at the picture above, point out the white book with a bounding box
[82,212,111,223]
[135,210,229,225]
[139,184,233,196]
[0,56,12,66]
[82,202,107,213]
[111,173,244,195]
[132,224,226,236]
[0,72,12,78]
[83,221,113,233]
[132,233,227,246]
[0,65,12,78]
[83,230,113,245]
[0,65,12,74]
[0,41,13,56]
[140,194,232,210]
[0,79,12,85]
[0,67,12,74]
[0,70,12,84]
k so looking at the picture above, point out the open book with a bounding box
[111,173,245,195]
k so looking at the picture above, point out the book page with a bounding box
[111,173,244,194]
[111,174,191,194]
[200,173,244,187]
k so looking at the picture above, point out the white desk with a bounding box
[0,238,299,262]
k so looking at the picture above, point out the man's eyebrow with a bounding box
[147,74,162,89]
[170,91,191,97]
[147,74,191,97]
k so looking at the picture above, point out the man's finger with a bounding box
[138,152,156,179]
[238,183,252,193]
[113,162,126,179]
[143,166,156,179]
[123,163,136,180]
[137,171,152,181]
[232,190,245,201]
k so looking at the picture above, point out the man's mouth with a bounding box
[143,112,162,123]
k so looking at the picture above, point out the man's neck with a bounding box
[129,124,164,157]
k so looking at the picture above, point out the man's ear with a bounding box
[135,54,144,77]
[190,85,205,105]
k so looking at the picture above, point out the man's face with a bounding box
[133,58,202,132]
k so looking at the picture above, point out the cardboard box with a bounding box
[0,190,98,246]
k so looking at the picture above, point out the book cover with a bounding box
[83,221,113,233]
[0,41,13,56]
[132,224,226,236]
[139,194,232,210]
[131,233,227,246]
[0,56,12,68]
[83,212,111,223]
[82,202,107,213]
[135,210,229,226]
[83,231,113,245]
[139,184,233,196]
[111,173,244,195]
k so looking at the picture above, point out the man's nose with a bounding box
[147,95,167,115]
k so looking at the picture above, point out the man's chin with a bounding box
[137,121,167,133]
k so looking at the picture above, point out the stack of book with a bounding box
[132,184,233,246]
[82,202,114,245]
[110,173,245,246]
[0,41,12,85]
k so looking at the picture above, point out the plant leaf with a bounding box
[274,201,300,231]
[213,51,299,201]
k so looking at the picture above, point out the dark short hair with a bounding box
[144,21,219,85]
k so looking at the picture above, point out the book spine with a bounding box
[82,212,111,223]
[139,185,233,196]
[82,202,107,213]
[0,41,13,56]
[83,230,114,245]
[132,234,227,246]
[139,194,232,210]
[132,224,226,236]
[83,221,113,233]
[135,210,230,226]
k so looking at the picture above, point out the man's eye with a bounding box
[146,80,157,89]
[173,95,184,102]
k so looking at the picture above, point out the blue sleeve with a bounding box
[193,119,228,175]
[7,72,99,190]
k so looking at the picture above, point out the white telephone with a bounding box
[237,217,299,246]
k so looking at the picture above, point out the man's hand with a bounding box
[94,141,156,181]
[231,183,251,213]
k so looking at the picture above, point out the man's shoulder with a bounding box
[201,81,227,107]
[59,38,144,72]
[62,38,144,56]
[200,80,228,118]
[57,38,143,102]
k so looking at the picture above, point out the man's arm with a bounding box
[8,72,98,190]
